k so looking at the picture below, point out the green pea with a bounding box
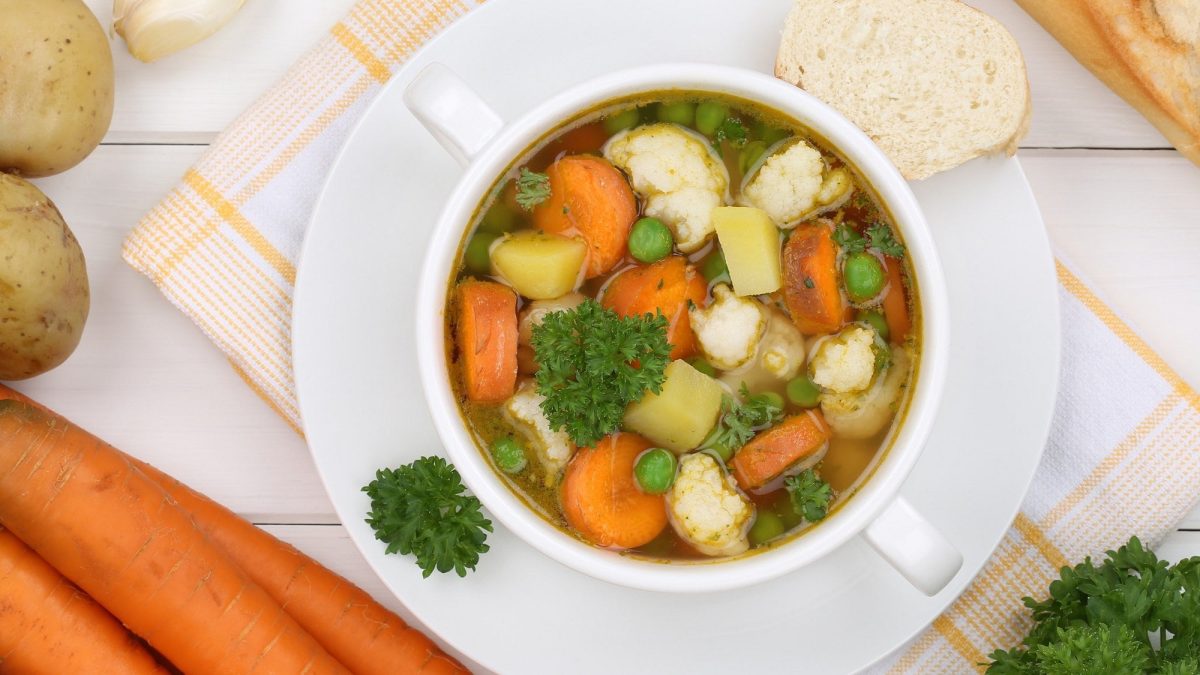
[701,249,728,282]
[707,442,734,463]
[478,202,517,234]
[753,121,791,146]
[490,436,527,474]
[749,510,785,547]
[786,375,822,409]
[777,496,804,529]
[695,101,729,136]
[628,217,674,263]
[739,140,767,175]
[464,232,500,275]
[657,101,695,126]
[634,448,677,495]
[754,391,785,411]
[603,108,640,135]
[687,357,717,378]
[843,252,886,302]
[857,309,890,342]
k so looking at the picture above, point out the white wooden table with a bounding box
[17,0,1200,665]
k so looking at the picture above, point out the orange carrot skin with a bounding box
[731,412,832,491]
[601,257,707,360]
[0,526,167,674]
[882,257,912,344]
[128,456,469,675]
[533,155,638,278]
[456,280,518,404]
[783,223,846,335]
[561,433,667,549]
[0,401,348,675]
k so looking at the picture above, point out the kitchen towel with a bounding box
[121,1,1200,671]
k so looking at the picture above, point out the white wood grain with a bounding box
[81,0,1176,150]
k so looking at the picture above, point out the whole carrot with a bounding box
[129,457,469,675]
[0,400,348,675]
[0,525,167,674]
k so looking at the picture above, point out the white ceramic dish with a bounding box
[405,62,960,595]
[292,0,1059,671]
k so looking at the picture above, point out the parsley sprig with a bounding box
[833,222,905,259]
[987,536,1200,673]
[363,457,493,577]
[704,385,785,459]
[784,469,834,522]
[531,300,671,448]
[515,167,551,210]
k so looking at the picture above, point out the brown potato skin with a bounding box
[0,0,115,177]
[0,174,89,379]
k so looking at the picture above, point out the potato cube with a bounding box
[623,360,724,453]
[490,231,586,300]
[713,206,782,296]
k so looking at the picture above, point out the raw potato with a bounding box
[623,360,723,453]
[490,231,586,300]
[0,0,115,177]
[0,174,90,379]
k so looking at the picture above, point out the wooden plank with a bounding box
[78,0,1174,149]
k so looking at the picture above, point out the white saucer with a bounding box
[292,1,1060,671]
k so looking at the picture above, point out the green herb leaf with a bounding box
[363,457,493,578]
[715,117,748,147]
[867,222,906,258]
[531,299,671,447]
[833,222,867,254]
[515,167,551,210]
[784,469,833,522]
[704,385,785,458]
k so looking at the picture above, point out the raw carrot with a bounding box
[783,222,847,335]
[456,280,518,403]
[561,433,667,549]
[730,412,832,491]
[127,456,469,675]
[532,155,637,278]
[601,256,707,360]
[0,525,166,674]
[882,257,911,343]
[0,400,348,675]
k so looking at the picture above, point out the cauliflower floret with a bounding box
[503,382,575,486]
[689,284,765,371]
[810,325,876,394]
[759,309,807,380]
[604,123,729,252]
[667,453,753,557]
[822,346,910,440]
[741,140,853,227]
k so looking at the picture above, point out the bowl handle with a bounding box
[862,496,963,595]
[403,63,504,166]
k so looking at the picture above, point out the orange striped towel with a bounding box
[120,1,1200,671]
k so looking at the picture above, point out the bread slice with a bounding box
[775,0,1031,180]
[1014,0,1200,166]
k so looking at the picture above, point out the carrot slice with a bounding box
[882,257,912,343]
[0,400,347,674]
[529,122,610,168]
[601,256,707,360]
[533,155,637,278]
[783,222,846,335]
[561,433,667,549]
[730,412,832,491]
[0,525,166,674]
[456,280,518,403]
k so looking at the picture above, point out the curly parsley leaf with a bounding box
[784,469,833,522]
[833,222,867,254]
[531,299,671,447]
[515,167,551,210]
[867,222,906,258]
[715,117,748,147]
[986,536,1200,673]
[363,457,492,578]
[703,385,785,458]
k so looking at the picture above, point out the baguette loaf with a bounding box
[775,0,1032,180]
[1014,0,1200,166]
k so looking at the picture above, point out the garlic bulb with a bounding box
[113,0,246,63]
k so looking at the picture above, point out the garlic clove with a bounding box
[113,0,246,63]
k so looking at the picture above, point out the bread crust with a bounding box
[1014,0,1200,165]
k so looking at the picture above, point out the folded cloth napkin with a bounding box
[122,1,1200,671]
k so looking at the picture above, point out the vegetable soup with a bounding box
[445,92,919,561]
